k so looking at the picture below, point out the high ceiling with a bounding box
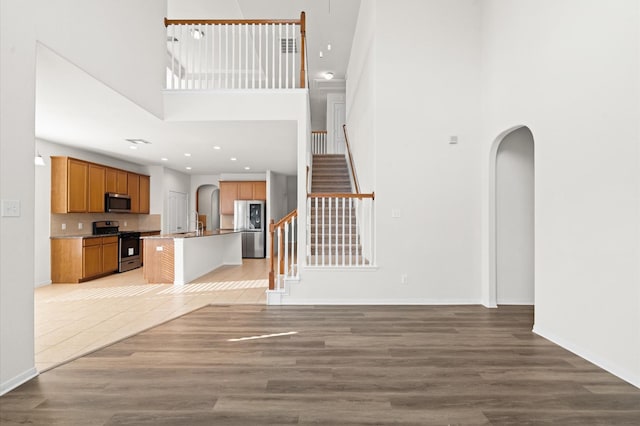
[34,0,361,176]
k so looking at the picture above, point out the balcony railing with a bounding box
[165,13,306,90]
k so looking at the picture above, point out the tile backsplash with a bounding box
[51,213,161,236]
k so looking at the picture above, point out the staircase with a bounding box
[311,154,352,193]
[309,155,368,266]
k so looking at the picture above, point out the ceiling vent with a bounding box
[125,138,152,145]
[280,38,297,54]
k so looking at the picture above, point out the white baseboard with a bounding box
[279,298,481,305]
[35,279,52,288]
[0,367,38,396]
[533,325,640,389]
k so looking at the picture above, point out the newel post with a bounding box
[299,11,306,88]
[269,219,275,290]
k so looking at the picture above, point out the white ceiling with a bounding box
[34,0,361,176]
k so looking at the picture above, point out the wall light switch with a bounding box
[78,222,83,230]
[1,200,20,217]
[392,209,401,218]
[124,221,127,227]
[400,274,408,285]
[449,135,458,144]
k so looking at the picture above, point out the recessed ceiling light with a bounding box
[230,157,237,161]
[184,153,191,157]
[323,71,334,80]
[185,166,192,170]
[161,157,168,161]
[244,166,251,170]
[129,146,138,150]
[213,146,221,150]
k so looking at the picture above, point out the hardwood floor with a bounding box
[2,305,639,425]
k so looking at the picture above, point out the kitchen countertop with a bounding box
[141,230,240,239]
[50,229,161,239]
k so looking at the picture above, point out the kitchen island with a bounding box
[142,230,242,285]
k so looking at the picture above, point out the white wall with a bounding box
[496,127,534,304]
[345,0,376,194]
[481,0,640,387]
[0,0,38,395]
[35,0,166,118]
[292,0,483,304]
[34,139,150,287]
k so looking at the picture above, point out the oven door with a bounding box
[119,233,141,272]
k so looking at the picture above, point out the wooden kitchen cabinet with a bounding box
[52,236,119,283]
[127,173,140,213]
[220,181,238,215]
[102,236,119,273]
[238,182,254,200]
[105,168,128,194]
[83,239,102,279]
[253,181,266,200]
[139,175,150,214]
[53,156,149,214]
[220,181,267,215]
[51,157,88,213]
[88,164,106,213]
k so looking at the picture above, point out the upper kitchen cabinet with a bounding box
[127,173,140,213]
[139,175,150,214]
[88,164,106,213]
[253,181,266,200]
[238,182,254,200]
[52,157,88,213]
[106,168,128,194]
[219,180,266,215]
[52,156,150,214]
[220,182,238,215]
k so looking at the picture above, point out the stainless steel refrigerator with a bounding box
[233,200,266,258]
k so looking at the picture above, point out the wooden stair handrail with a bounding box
[269,209,298,290]
[165,18,302,26]
[308,192,375,200]
[343,124,360,194]
[165,11,307,89]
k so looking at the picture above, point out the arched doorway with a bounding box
[490,126,535,306]
[196,185,219,231]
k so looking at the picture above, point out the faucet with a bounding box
[192,211,204,236]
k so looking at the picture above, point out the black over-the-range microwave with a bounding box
[105,193,131,213]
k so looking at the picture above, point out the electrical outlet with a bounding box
[124,221,127,227]
[156,246,164,251]
[400,274,408,285]
[61,223,66,230]
[392,209,401,218]
[78,222,83,230]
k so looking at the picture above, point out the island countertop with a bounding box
[141,229,240,239]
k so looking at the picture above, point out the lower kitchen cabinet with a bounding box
[51,236,119,283]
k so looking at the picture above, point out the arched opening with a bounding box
[196,184,219,231]
[489,126,535,306]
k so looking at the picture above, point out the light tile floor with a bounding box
[35,259,269,372]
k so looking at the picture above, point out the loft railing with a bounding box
[164,12,306,90]
[269,209,298,290]
[311,130,328,154]
[306,193,375,267]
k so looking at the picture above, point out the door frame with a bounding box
[488,124,535,308]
